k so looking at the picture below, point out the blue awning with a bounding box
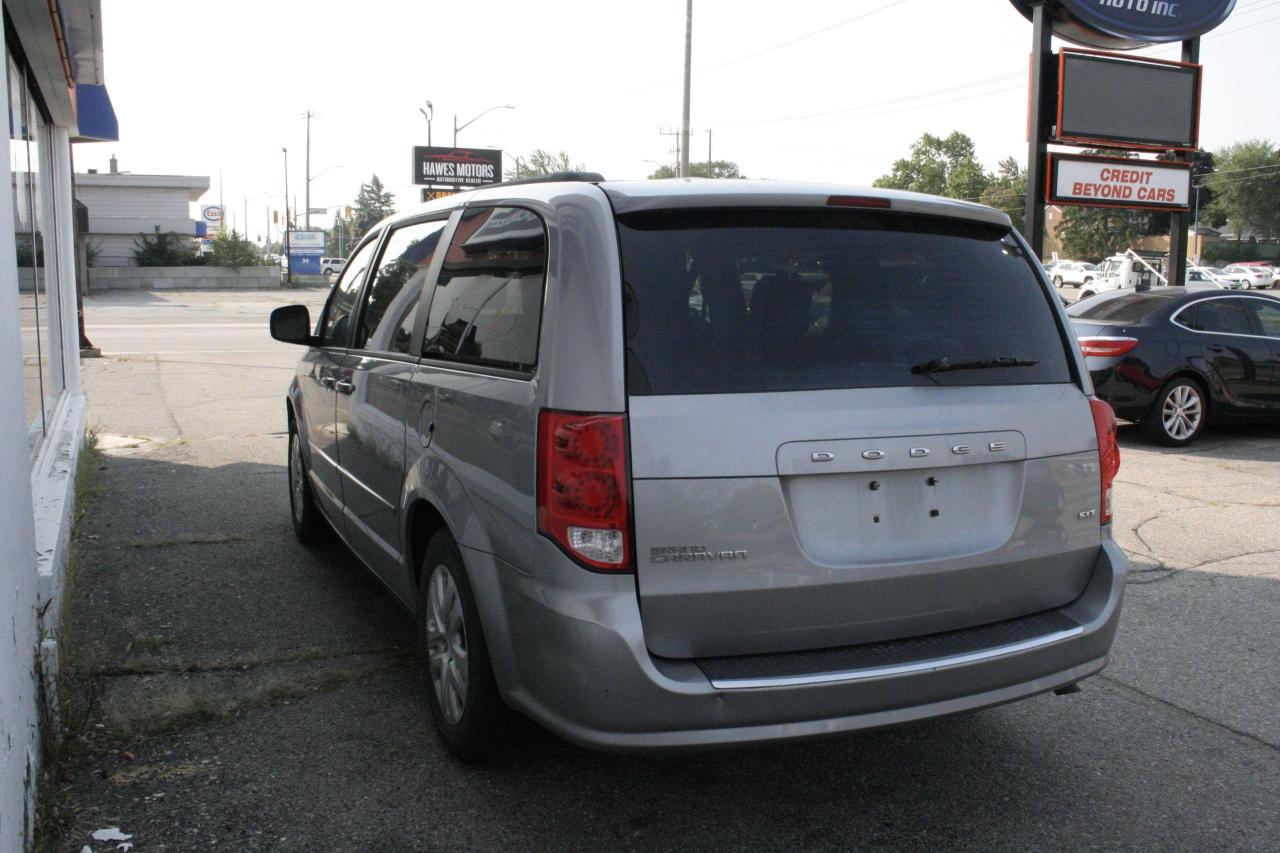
[74,83,119,142]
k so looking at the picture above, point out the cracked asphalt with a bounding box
[49,289,1280,851]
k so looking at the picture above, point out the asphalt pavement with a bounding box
[49,288,1280,851]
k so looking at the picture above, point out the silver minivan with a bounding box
[270,177,1127,760]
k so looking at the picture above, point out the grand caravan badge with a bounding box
[651,546,748,564]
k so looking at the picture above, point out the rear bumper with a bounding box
[469,538,1127,752]
[1089,363,1161,422]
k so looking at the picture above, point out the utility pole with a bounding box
[707,129,712,175]
[282,147,291,285]
[680,0,692,178]
[659,127,682,175]
[218,169,224,234]
[304,109,313,230]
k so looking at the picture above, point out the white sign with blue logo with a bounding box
[286,229,326,275]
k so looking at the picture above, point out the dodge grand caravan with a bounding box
[269,177,1127,760]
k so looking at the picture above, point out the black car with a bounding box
[1068,288,1280,446]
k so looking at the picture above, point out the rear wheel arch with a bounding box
[406,499,451,594]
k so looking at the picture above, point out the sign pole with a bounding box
[1024,1,1054,258]
[1167,36,1200,289]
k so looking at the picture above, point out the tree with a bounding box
[132,227,195,266]
[873,131,989,200]
[1205,139,1280,239]
[327,211,358,256]
[979,156,1027,224]
[351,175,396,241]
[509,149,585,179]
[648,160,744,179]
[208,229,262,270]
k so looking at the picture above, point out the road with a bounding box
[52,288,1280,851]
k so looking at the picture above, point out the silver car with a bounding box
[270,178,1127,760]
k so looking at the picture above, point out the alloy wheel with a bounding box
[1162,384,1203,441]
[289,433,305,523]
[426,564,469,725]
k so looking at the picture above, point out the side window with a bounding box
[354,218,449,353]
[1187,299,1253,336]
[320,237,380,347]
[421,207,547,372]
[1245,300,1280,338]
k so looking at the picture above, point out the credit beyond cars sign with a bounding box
[1009,1,1236,49]
[1047,154,1191,211]
[412,147,502,187]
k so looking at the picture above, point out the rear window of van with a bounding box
[617,208,1073,395]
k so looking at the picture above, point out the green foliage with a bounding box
[132,228,195,267]
[510,149,586,179]
[208,229,262,270]
[648,160,745,179]
[352,175,396,241]
[874,131,989,200]
[1201,239,1277,265]
[327,213,358,256]
[979,156,1027,224]
[1205,139,1280,239]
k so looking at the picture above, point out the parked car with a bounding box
[320,256,347,276]
[269,177,1126,759]
[1068,289,1280,445]
[1220,264,1275,290]
[1044,260,1095,288]
[1206,266,1249,289]
[1184,268,1225,288]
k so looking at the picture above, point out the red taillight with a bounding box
[826,195,892,209]
[536,410,632,571]
[1077,336,1140,358]
[1090,398,1120,525]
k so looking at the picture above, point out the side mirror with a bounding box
[270,304,316,346]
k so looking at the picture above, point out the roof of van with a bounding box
[595,179,1011,228]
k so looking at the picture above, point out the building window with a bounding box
[8,53,59,453]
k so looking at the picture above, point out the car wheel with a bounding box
[1052,276,1064,288]
[418,529,514,762]
[1079,290,1095,301]
[1142,377,1206,447]
[1083,276,1093,285]
[288,425,328,542]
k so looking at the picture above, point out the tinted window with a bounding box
[355,219,448,353]
[617,208,1072,394]
[1069,293,1172,323]
[320,237,380,347]
[1245,299,1280,338]
[422,207,546,372]
[1183,299,1253,335]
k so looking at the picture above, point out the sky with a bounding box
[78,0,1280,243]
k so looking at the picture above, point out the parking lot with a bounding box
[55,288,1279,850]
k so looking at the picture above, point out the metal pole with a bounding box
[282,147,291,285]
[305,110,312,231]
[1023,2,1053,259]
[1167,37,1200,288]
[453,115,458,148]
[707,129,712,175]
[680,0,692,178]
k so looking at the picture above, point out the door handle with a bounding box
[334,380,355,394]
[1207,344,1226,353]
[319,376,336,389]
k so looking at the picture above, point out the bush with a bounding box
[132,228,195,266]
[207,229,262,271]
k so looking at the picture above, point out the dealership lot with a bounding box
[54,289,1279,850]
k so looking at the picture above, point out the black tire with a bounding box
[288,424,328,542]
[417,529,514,762]
[1079,290,1095,301]
[1142,377,1207,447]
[1052,275,1064,288]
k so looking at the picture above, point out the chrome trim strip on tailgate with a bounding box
[707,626,1084,690]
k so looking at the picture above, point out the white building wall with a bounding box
[76,175,208,267]
[0,35,43,851]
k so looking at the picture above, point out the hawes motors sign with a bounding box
[1009,1,1236,49]
[412,146,503,187]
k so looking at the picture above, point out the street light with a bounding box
[281,147,291,285]
[453,104,514,147]
[419,100,434,147]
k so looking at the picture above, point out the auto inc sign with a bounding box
[1008,1,1237,49]
[412,146,503,187]
[1047,154,1191,211]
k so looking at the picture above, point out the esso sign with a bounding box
[202,205,224,223]
[1008,0,1236,49]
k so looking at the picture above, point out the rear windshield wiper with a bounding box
[911,356,1040,376]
